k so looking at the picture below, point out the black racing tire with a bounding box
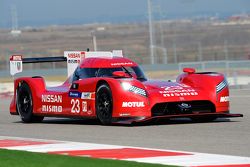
[191,116,217,123]
[16,82,44,123]
[96,84,113,125]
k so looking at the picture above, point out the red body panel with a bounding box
[10,57,242,124]
[80,57,137,68]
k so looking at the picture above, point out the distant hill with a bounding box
[0,0,249,28]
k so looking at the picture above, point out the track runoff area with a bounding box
[0,136,250,167]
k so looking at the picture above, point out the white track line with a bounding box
[6,142,123,153]
[128,153,250,166]
[0,136,250,167]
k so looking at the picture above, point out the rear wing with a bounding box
[10,50,123,77]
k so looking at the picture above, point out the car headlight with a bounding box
[216,79,228,93]
[121,82,132,90]
[121,82,147,97]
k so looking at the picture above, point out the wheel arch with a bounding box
[95,80,113,125]
[11,77,46,115]
[96,80,110,91]
[177,72,226,89]
[95,79,120,102]
[15,79,44,123]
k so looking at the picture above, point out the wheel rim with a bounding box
[97,91,112,120]
[18,89,31,114]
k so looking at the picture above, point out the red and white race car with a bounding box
[9,50,242,125]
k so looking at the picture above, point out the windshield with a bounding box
[72,66,147,82]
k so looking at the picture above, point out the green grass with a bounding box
[0,149,177,167]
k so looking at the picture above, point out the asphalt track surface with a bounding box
[0,89,249,157]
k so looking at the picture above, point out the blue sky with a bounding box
[1,0,250,28]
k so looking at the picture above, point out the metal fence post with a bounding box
[226,61,229,77]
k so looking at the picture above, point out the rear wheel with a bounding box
[96,84,113,125]
[17,82,44,123]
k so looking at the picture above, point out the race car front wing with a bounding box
[114,112,243,125]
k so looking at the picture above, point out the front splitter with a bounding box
[114,112,243,125]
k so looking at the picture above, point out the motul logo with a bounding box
[122,102,145,108]
[220,96,229,102]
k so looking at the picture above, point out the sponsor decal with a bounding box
[179,103,190,108]
[119,113,131,116]
[64,51,84,77]
[220,96,229,102]
[163,92,198,97]
[17,62,21,71]
[67,53,81,59]
[42,95,62,103]
[111,62,133,66]
[82,101,87,112]
[69,91,81,98]
[122,102,145,108]
[160,85,198,97]
[42,105,62,112]
[71,83,79,90]
[87,110,92,115]
[10,55,23,76]
[12,55,22,61]
[67,59,80,64]
[81,92,92,99]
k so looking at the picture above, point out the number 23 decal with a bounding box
[71,99,80,113]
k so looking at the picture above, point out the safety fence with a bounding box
[1,60,250,89]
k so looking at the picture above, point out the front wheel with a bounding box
[17,82,44,123]
[96,84,113,125]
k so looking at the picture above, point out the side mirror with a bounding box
[112,71,128,78]
[183,68,196,74]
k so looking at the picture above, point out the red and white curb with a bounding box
[0,136,250,167]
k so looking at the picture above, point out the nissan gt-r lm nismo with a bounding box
[9,50,243,125]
